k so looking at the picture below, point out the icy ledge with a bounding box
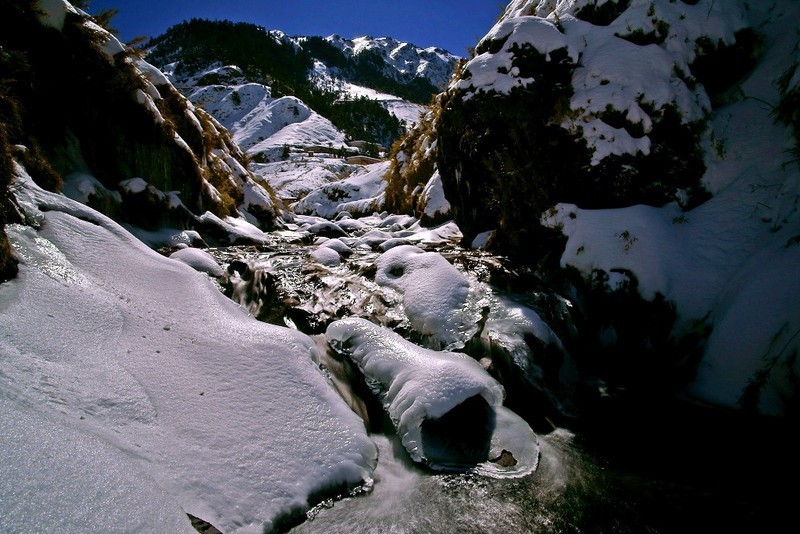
[326,318,539,476]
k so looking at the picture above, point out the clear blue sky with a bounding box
[88,0,502,56]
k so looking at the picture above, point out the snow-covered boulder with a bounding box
[435,0,756,256]
[326,318,539,475]
[375,245,478,349]
[169,247,224,276]
[311,246,343,267]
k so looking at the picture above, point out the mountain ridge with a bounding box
[145,19,460,146]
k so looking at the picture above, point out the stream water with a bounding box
[202,214,796,533]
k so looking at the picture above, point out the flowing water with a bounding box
[203,215,796,533]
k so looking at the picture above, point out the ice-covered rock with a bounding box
[375,245,476,349]
[326,318,539,475]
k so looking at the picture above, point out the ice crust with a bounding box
[375,245,474,348]
[326,318,505,466]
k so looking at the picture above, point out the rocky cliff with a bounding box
[0,0,280,258]
[385,0,800,415]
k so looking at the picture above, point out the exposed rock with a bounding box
[490,449,518,467]
[0,1,280,248]
[430,0,756,260]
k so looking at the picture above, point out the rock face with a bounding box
[433,0,756,260]
[0,0,280,251]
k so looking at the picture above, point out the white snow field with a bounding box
[293,161,390,218]
[0,167,377,533]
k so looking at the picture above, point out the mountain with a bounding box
[315,34,459,96]
[145,20,460,148]
[385,0,800,415]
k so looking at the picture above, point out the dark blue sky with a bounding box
[88,0,502,56]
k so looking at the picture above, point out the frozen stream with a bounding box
[197,213,794,532]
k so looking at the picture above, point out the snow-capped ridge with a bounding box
[325,34,460,89]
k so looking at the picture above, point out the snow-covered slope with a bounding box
[187,79,348,159]
[325,34,460,89]
[1,0,281,250]
[150,22,460,158]
[1,164,376,532]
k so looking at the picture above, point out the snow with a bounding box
[539,0,800,416]
[83,20,125,57]
[136,58,172,87]
[354,228,393,249]
[253,158,359,199]
[567,21,709,126]
[336,81,426,126]
[325,318,504,467]
[325,34,459,89]
[135,89,166,123]
[231,95,309,149]
[169,247,224,277]
[483,296,574,413]
[0,399,195,533]
[320,238,353,257]
[375,245,475,349]
[195,212,269,245]
[487,15,579,62]
[420,171,451,219]
[254,112,346,153]
[61,171,120,205]
[187,84,347,158]
[119,177,149,194]
[580,118,651,165]
[453,16,576,97]
[35,0,80,31]
[1,166,377,532]
[404,220,463,247]
[471,230,495,250]
[293,161,390,219]
[454,0,747,162]
[310,246,342,267]
[688,245,800,414]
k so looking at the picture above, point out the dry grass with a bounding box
[383,98,444,214]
